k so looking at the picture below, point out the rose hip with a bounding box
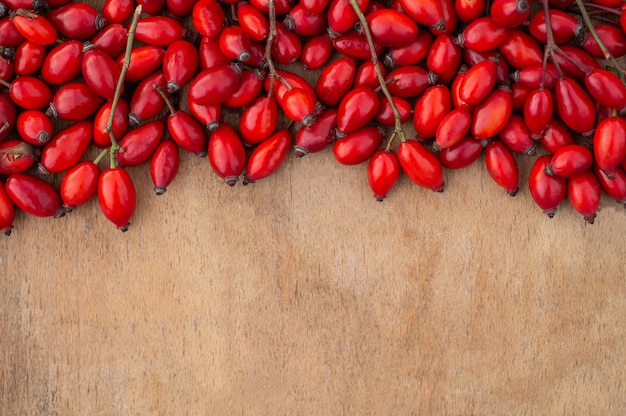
[60,161,100,211]
[39,121,93,174]
[5,173,63,218]
[295,108,338,157]
[333,126,383,166]
[243,129,292,184]
[208,124,246,186]
[98,167,136,231]
[398,139,445,192]
[116,120,165,168]
[0,180,15,235]
[150,140,180,194]
[368,150,401,201]
[568,170,601,224]
[529,155,567,218]
[485,140,519,196]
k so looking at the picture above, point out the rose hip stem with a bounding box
[104,4,142,168]
[349,0,405,150]
[573,0,625,82]
[265,0,278,96]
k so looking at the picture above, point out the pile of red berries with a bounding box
[1,0,626,233]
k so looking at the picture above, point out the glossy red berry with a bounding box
[8,76,52,110]
[129,71,168,126]
[364,8,418,47]
[60,161,99,211]
[14,40,46,75]
[490,0,530,28]
[368,150,401,201]
[294,108,338,157]
[315,56,356,107]
[163,40,198,94]
[91,23,128,58]
[239,96,278,146]
[6,173,63,217]
[545,145,592,181]
[103,0,134,23]
[568,170,601,224]
[11,9,57,45]
[237,2,269,41]
[397,139,445,192]
[150,140,180,195]
[584,68,626,111]
[47,3,106,40]
[497,29,543,69]
[384,30,433,68]
[485,140,519,196]
[336,86,379,137]
[41,40,83,85]
[188,65,240,106]
[300,33,334,70]
[471,87,513,140]
[458,58,498,106]
[523,88,553,139]
[47,82,104,121]
[39,121,92,175]
[16,110,53,145]
[188,101,221,132]
[434,108,471,151]
[375,96,412,126]
[280,87,317,126]
[580,24,626,59]
[497,114,535,155]
[243,129,292,184]
[438,136,483,169]
[116,120,165,168]
[284,3,327,37]
[135,16,186,47]
[157,87,207,156]
[529,9,581,45]
[224,70,264,108]
[219,26,252,62]
[82,45,122,100]
[426,34,462,84]
[385,66,434,98]
[0,180,15,235]
[593,116,626,179]
[595,165,626,206]
[208,123,246,186]
[554,77,596,135]
[539,118,575,153]
[333,126,382,165]
[98,167,136,231]
[327,0,369,35]
[93,99,129,148]
[193,0,225,38]
[529,155,567,218]
[397,0,445,31]
[458,16,509,52]
[413,85,452,142]
[121,45,165,84]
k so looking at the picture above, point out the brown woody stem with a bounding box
[104,4,142,168]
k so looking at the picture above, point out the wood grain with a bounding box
[2,3,626,415]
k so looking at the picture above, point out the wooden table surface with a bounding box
[2,3,626,415]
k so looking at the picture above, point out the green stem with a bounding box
[104,4,142,137]
[93,148,109,165]
[574,0,625,82]
[349,0,405,146]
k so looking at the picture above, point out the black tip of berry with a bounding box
[154,186,166,195]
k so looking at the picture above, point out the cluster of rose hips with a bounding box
[1,0,626,233]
